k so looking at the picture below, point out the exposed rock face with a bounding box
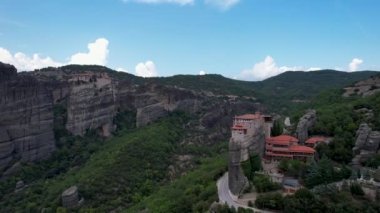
[0,62,17,81]
[228,138,248,195]
[0,63,55,175]
[296,110,317,144]
[344,75,380,97]
[131,85,200,127]
[352,123,380,168]
[0,64,265,179]
[228,113,271,196]
[65,73,116,136]
[61,186,79,209]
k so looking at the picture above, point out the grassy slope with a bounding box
[1,115,186,212]
[126,154,227,213]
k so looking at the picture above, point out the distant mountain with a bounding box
[253,70,378,113]
[152,70,378,114]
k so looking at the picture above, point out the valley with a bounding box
[0,62,380,212]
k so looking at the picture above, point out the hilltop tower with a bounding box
[228,112,272,196]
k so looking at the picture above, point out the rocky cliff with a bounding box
[344,75,380,97]
[352,123,380,168]
[65,73,116,136]
[296,110,317,144]
[0,63,55,176]
[1,63,263,177]
[228,138,249,195]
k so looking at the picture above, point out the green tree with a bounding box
[255,193,284,210]
[271,119,283,136]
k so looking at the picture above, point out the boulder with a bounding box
[14,180,25,192]
[352,124,380,168]
[62,186,79,209]
[296,110,317,144]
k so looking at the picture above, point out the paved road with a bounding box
[217,172,273,213]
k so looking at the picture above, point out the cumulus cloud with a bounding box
[239,56,301,81]
[205,0,240,10]
[199,70,206,75]
[306,67,321,71]
[348,58,363,72]
[238,56,324,81]
[123,0,194,5]
[135,60,158,77]
[0,47,62,71]
[69,38,109,66]
[0,38,110,71]
[116,67,128,72]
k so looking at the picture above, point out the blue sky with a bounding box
[0,0,379,80]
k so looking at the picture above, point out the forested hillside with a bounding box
[153,70,378,114]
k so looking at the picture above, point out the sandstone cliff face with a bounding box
[352,123,380,168]
[228,138,248,195]
[0,63,55,175]
[296,110,317,144]
[131,85,200,127]
[1,63,264,179]
[65,73,116,136]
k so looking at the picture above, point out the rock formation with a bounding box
[14,180,25,192]
[296,110,317,144]
[0,62,17,81]
[61,185,80,208]
[228,138,249,195]
[344,74,380,97]
[352,123,380,168]
[228,113,272,196]
[65,73,116,136]
[0,63,55,176]
[0,63,263,178]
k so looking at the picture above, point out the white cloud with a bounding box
[239,56,301,81]
[123,0,194,5]
[238,56,324,81]
[348,58,363,72]
[69,38,109,66]
[0,47,62,71]
[205,0,240,10]
[0,38,110,71]
[116,67,128,72]
[135,60,158,77]
[306,67,321,71]
[199,70,206,75]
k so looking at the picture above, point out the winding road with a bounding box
[217,172,273,213]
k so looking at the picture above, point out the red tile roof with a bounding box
[289,145,315,153]
[306,137,326,144]
[232,125,247,130]
[235,113,262,120]
[266,135,299,145]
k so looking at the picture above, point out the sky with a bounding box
[0,0,379,80]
